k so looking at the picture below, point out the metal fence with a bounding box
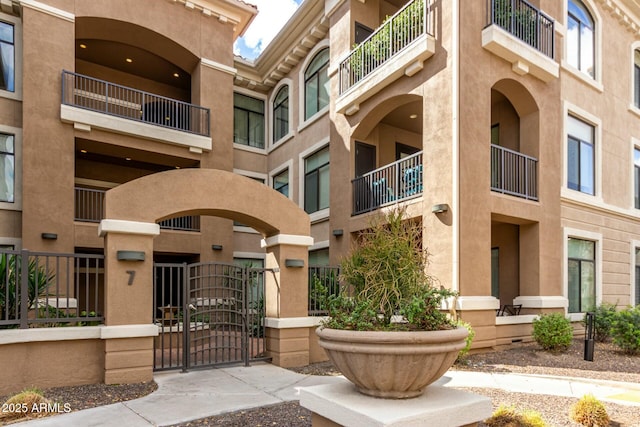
[75,187,200,231]
[487,0,554,58]
[0,249,104,329]
[308,266,341,316]
[491,144,538,201]
[62,70,210,137]
[352,151,423,216]
[339,0,431,93]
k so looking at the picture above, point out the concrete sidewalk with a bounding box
[14,364,640,427]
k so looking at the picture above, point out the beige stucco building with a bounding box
[1,0,640,381]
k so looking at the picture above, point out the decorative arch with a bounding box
[104,168,309,237]
[491,78,539,117]
[351,93,423,140]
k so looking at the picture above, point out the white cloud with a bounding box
[235,0,300,59]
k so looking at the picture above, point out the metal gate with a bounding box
[153,262,268,371]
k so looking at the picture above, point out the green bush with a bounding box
[584,303,617,343]
[532,313,573,352]
[455,319,475,362]
[610,306,640,355]
[484,405,548,427]
[569,394,610,427]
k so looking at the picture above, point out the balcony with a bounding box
[75,187,200,232]
[352,151,423,216]
[490,144,538,201]
[336,0,435,115]
[482,0,558,82]
[61,71,211,152]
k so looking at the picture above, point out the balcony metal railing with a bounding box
[339,0,431,94]
[487,0,554,58]
[491,144,538,201]
[74,187,201,231]
[352,151,423,216]
[308,266,341,316]
[61,71,210,137]
[1,249,104,329]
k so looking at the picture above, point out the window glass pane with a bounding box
[233,108,248,145]
[249,111,265,148]
[580,141,594,194]
[635,64,640,108]
[305,49,329,79]
[0,152,14,202]
[0,133,14,153]
[306,76,318,119]
[305,48,329,120]
[319,164,330,210]
[0,22,13,43]
[0,40,14,92]
[581,261,596,311]
[568,238,594,259]
[568,259,580,313]
[309,249,329,266]
[635,165,640,209]
[234,93,264,113]
[305,147,329,173]
[305,170,318,213]
[567,137,579,191]
[318,68,329,111]
[569,0,593,26]
[273,86,289,141]
[273,169,289,197]
[581,25,594,78]
[567,116,593,143]
[566,16,579,70]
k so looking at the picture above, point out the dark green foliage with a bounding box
[584,303,617,342]
[610,306,640,355]
[321,208,457,331]
[532,313,573,352]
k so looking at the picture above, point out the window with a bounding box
[0,132,14,202]
[304,48,329,120]
[304,146,330,213]
[635,148,640,209]
[568,238,596,313]
[234,92,265,149]
[635,50,640,108]
[273,86,289,142]
[567,115,595,195]
[309,248,329,266]
[273,169,289,197]
[0,21,14,92]
[567,0,594,78]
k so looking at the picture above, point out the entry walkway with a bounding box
[14,364,640,426]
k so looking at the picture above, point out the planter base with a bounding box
[300,379,492,427]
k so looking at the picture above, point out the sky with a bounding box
[234,0,304,61]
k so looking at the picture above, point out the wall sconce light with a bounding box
[41,233,58,240]
[117,250,145,261]
[211,244,223,251]
[285,259,304,268]
[431,204,449,214]
[332,229,344,237]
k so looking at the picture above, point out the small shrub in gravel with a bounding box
[585,303,617,343]
[569,394,610,427]
[0,388,51,422]
[610,306,640,355]
[484,405,548,427]
[532,313,573,352]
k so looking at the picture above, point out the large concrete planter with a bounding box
[316,326,468,399]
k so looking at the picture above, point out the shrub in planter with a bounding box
[610,306,640,355]
[532,313,573,352]
[584,303,617,343]
[569,394,610,427]
[484,405,548,427]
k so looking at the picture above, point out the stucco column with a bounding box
[262,234,315,367]
[99,219,160,384]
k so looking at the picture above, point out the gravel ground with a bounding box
[2,339,639,426]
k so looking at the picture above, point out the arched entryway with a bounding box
[98,169,313,383]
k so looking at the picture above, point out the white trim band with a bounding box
[450,296,500,311]
[0,324,158,345]
[19,0,75,22]
[261,234,314,248]
[513,296,568,309]
[98,219,160,237]
[264,317,325,329]
[201,58,237,76]
[495,315,537,326]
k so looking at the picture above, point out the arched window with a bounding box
[567,0,595,78]
[634,49,640,108]
[304,48,329,120]
[273,85,289,142]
